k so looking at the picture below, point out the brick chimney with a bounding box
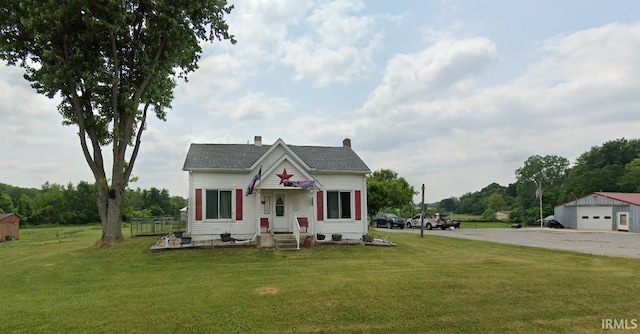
[343,138,351,148]
[254,136,262,146]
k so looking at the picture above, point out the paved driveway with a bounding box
[379,227,640,259]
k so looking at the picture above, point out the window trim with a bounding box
[326,190,353,220]
[204,189,233,220]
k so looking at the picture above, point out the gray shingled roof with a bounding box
[183,142,370,173]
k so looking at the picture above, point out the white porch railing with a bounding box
[293,215,301,250]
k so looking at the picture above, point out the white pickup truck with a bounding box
[405,214,437,229]
[405,213,461,230]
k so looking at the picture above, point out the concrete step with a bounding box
[276,237,298,250]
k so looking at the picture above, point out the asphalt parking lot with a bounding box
[379,227,640,259]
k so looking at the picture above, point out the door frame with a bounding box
[617,212,629,232]
[273,193,288,232]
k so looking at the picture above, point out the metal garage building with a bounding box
[554,192,640,232]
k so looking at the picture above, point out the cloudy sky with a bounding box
[2,0,640,203]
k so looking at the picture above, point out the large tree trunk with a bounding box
[96,180,124,245]
[103,195,124,243]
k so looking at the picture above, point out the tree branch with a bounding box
[63,36,106,182]
[124,102,149,183]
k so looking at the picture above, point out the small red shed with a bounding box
[0,213,20,240]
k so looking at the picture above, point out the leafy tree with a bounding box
[515,155,570,188]
[482,208,497,221]
[439,197,459,212]
[30,183,66,225]
[17,194,33,223]
[457,183,510,215]
[142,187,171,215]
[618,158,640,192]
[566,139,640,197]
[68,181,100,224]
[169,195,188,216]
[486,192,506,212]
[0,192,14,213]
[367,169,415,218]
[513,155,569,223]
[1,1,235,244]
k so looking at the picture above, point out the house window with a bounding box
[275,196,285,217]
[205,190,232,219]
[327,191,352,219]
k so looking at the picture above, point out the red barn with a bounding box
[0,213,20,240]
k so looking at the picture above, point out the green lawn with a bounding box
[1,226,638,333]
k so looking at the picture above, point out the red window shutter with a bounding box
[195,189,202,221]
[316,191,324,221]
[355,190,362,221]
[236,189,243,221]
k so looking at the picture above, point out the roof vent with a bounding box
[343,138,351,148]
[254,136,262,146]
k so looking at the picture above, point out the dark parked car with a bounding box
[547,219,565,228]
[440,219,462,230]
[373,213,405,229]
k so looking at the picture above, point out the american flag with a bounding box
[283,180,316,189]
[246,167,262,196]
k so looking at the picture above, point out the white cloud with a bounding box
[280,36,380,86]
[307,0,373,48]
[227,0,314,60]
[332,37,500,155]
[279,0,382,86]
[220,92,293,121]
[175,54,244,101]
[2,2,640,204]
[280,22,640,201]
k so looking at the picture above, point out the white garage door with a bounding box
[577,206,612,230]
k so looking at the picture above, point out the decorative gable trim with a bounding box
[261,153,316,185]
[249,138,311,171]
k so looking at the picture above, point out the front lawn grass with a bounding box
[1,225,638,333]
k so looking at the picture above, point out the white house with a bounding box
[182,136,371,245]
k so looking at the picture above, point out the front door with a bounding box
[273,193,288,232]
[618,212,629,232]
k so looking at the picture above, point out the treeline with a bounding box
[435,138,640,223]
[0,181,187,226]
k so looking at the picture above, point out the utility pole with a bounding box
[420,184,425,238]
[537,181,543,228]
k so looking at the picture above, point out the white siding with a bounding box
[314,173,368,239]
[188,171,259,241]
[186,147,369,241]
[259,146,299,172]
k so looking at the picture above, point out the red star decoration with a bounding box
[277,168,294,184]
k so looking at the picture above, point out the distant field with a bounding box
[460,221,512,229]
[447,214,511,228]
[450,213,483,220]
[1,225,638,333]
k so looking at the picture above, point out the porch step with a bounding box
[274,234,299,251]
